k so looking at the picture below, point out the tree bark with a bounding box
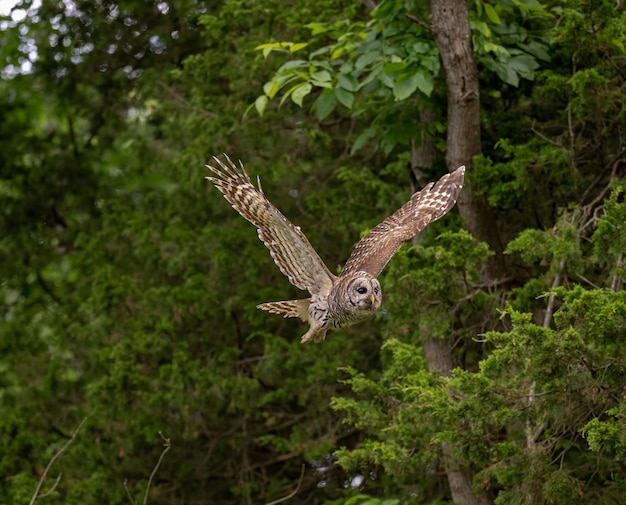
[431,0,506,282]
[420,1,500,504]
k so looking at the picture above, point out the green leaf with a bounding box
[484,3,501,25]
[254,95,268,115]
[337,73,358,91]
[263,79,280,99]
[414,70,434,96]
[350,125,377,154]
[412,41,431,54]
[255,42,290,58]
[393,73,419,101]
[393,70,433,100]
[355,50,380,70]
[289,42,308,53]
[290,82,312,107]
[334,86,354,109]
[310,70,331,82]
[314,89,337,120]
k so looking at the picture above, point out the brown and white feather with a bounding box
[206,155,337,296]
[341,166,465,278]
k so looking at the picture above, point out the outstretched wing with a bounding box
[206,155,336,296]
[341,166,465,278]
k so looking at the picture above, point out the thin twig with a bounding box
[29,417,88,505]
[264,465,306,505]
[124,480,138,505]
[405,13,433,33]
[36,474,63,499]
[143,432,171,505]
[530,121,562,147]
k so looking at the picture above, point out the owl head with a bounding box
[345,272,382,313]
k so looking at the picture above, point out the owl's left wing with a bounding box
[341,166,465,278]
[207,155,337,296]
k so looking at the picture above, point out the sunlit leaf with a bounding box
[291,82,312,107]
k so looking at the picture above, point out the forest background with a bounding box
[2,0,626,504]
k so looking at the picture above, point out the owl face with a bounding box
[346,275,382,312]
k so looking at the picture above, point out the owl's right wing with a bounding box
[207,155,337,296]
[341,166,465,278]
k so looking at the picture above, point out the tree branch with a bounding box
[543,258,565,328]
[264,465,305,505]
[143,432,171,505]
[29,417,88,505]
[405,13,433,33]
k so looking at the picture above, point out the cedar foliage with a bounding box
[1,0,625,504]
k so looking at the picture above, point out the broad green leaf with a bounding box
[355,50,380,70]
[473,20,491,37]
[331,47,345,59]
[310,79,332,89]
[414,70,434,96]
[393,73,419,101]
[310,70,331,82]
[314,89,337,121]
[350,125,377,154]
[254,95,268,115]
[263,79,280,98]
[255,42,290,58]
[337,73,358,91]
[393,70,433,100]
[305,22,331,35]
[291,82,312,107]
[334,87,354,109]
[484,3,501,25]
[289,42,308,53]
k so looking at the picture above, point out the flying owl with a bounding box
[207,155,465,344]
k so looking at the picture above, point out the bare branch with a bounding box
[531,121,562,147]
[612,254,624,292]
[264,465,305,505]
[36,473,63,499]
[124,480,138,505]
[405,13,433,33]
[543,258,566,328]
[143,432,172,505]
[29,417,88,505]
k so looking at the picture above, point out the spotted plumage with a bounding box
[207,154,465,343]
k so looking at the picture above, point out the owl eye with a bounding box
[356,286,367,295]
[374,287,379,294]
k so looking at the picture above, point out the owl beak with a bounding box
[370,294,376,305]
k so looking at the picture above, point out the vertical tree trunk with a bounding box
[416,1,500,504]
[431,0,506,282]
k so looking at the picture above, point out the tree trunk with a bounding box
[420,1,500,504]
[431,0,506,282]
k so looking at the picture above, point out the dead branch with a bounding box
[29,417,88,505]
[405,13,433,33]
[143,432,172,505]
[612,254,624,292]
[543,258,565,328]
[264,465,305,505]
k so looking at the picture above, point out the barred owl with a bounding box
[207,155,465,344]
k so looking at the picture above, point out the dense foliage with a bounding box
[1,0,625,504]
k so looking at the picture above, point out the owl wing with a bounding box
[341,166,465,278]
[206,155,337,296]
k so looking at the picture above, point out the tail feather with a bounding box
[257,299,309,322]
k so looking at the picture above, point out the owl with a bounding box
[207,155,465,344]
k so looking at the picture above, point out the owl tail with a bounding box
[257,299,310,322]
